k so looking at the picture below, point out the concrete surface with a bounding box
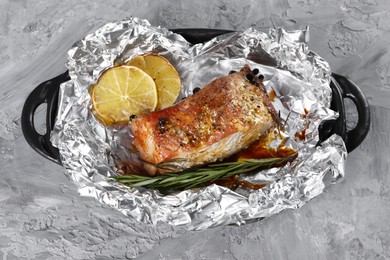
[1,0,390,259]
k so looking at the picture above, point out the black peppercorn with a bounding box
[129,115,137,121]
[158,118,167,126]
[246,74,254,82]
[258,74,264,80]
[252,68,259,75]
[193,87,201,94]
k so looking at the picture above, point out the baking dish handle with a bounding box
[21,72,69,164]
[331,73,370,152]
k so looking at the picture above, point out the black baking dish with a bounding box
[21,29,371,165]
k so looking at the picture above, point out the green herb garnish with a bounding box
[111,154,296,194]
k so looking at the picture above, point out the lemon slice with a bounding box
[127,54,181,110]
[91,65,157,124]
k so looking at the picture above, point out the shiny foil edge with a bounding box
[50,17,347,230]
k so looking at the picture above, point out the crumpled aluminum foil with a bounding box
[51,17,347,230]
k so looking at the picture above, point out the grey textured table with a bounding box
[1,1,389,259]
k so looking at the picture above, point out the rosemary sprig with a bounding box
[111,154,296,194]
